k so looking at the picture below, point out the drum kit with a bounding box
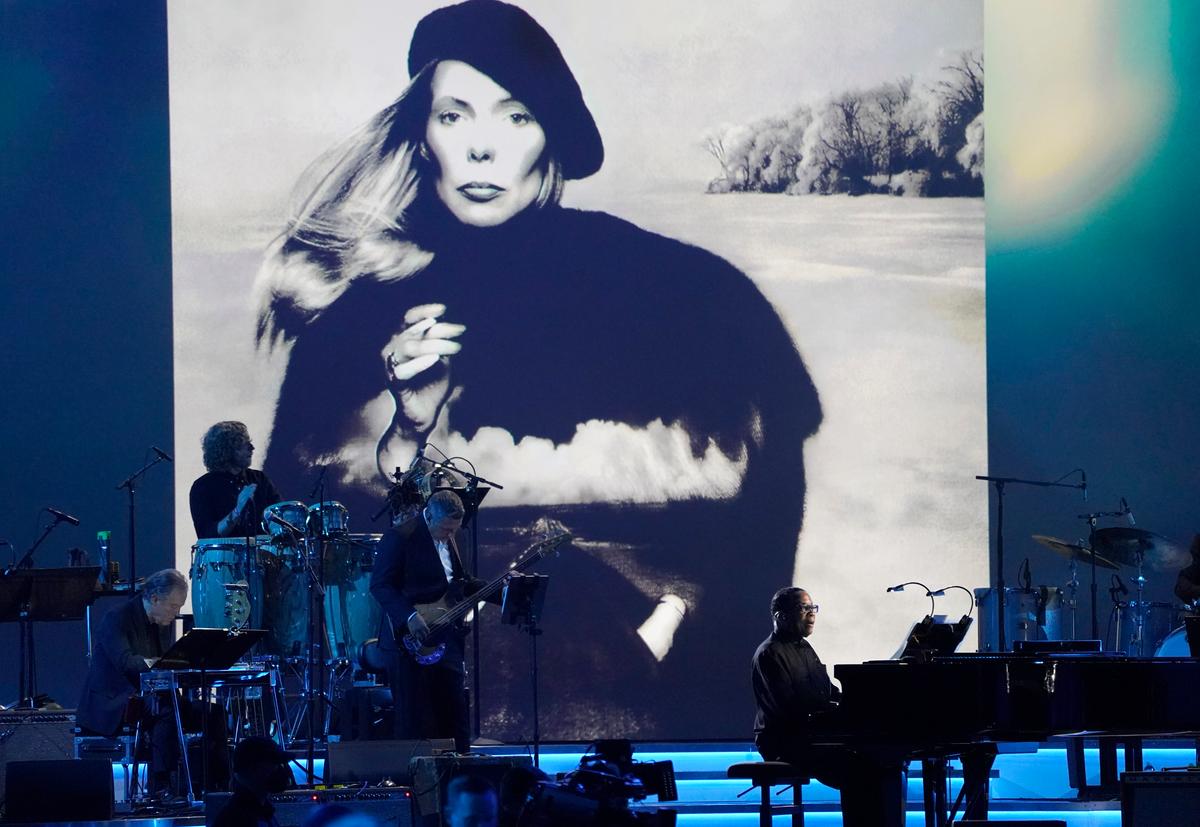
[1031,524,1193,656]
[188,500,382,665]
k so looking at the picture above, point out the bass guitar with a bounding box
[402,530,572,665]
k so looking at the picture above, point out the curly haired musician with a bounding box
[189,420,281,539]
[370,490,490,752]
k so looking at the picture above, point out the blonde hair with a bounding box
[255,62,564,349]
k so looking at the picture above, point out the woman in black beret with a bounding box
[255,0,820,742]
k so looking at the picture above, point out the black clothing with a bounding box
[77,595,173,736]
[1175,559,1200,602]
[751,632,902,827]
[212,786,279,827]
[752,631,840,758]
[189,469,281,539]
[77,595,229,793]
[408,1,603,180]
[370,515,482,752]
[264,204,821,739]
[370,515,467,633]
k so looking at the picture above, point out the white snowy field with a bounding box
[172,191,987,672]
[579,191,989,668]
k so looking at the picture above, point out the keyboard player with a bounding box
[751,586,903,827]
[77,568,229,797]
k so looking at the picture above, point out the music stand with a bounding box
[0,567,100,706]
[151,628,266,802]
[501,574,550,766]
[156,627,266,671]
[898,615,973,662]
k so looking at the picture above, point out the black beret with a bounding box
[408,0,604,180]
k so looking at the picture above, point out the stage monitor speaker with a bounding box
[1121,770,1200,826]
[205,787,416,827]
[408,754,533,819]
[327,738,454,785]
[3,759,114,822]
[0,709,75,804]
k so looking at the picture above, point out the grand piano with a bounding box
[812,653,1200,826]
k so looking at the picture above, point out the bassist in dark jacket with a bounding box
[370,490,489,751]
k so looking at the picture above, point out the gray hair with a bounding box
[425,490,465,521]
[143,568,188,600]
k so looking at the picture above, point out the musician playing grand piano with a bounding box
[751,586,901,827]
[76,569,229,796]
[370,489,490,752]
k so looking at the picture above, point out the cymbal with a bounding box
[1032,534,1119,570]
[1090,527,1189,571]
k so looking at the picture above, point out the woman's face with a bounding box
[425,60,547,227]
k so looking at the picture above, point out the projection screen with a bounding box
[169,0,986,740]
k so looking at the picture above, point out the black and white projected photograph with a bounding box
[169,0,986,740]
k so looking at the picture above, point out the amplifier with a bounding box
[205,787,416,827]
[0,709,75,804]
[1122,770,1200,826]
[408,754,533,818]
[328,738,455,785]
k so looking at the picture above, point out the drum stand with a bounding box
[1115,552,1149,656]
[1064,560,1080,640]
[298,530,329,786]
[263,513,330,783]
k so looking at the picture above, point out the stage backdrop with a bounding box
[168,0,986,740]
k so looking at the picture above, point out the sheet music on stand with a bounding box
[154,627,266,671]
[892,615,973,662]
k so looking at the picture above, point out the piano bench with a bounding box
[727,761,810,827]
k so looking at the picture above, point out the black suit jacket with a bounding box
[77,595,174,735]
[369,516,466,653]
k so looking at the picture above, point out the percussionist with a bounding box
[189,420,281,538]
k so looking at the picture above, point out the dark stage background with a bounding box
[3,0,1198,721]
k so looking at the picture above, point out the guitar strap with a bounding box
[447,534,467,580]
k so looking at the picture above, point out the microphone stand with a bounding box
[976,473,1085,651]
[427,456,503,747]
[116,452,171,585]
[1076,505,1130,646]
[5,513,73,707]
[3,512,71,577]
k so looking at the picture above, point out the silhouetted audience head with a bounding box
[446,774,499,827]
[301,803,380,827]
[232,735,292,796]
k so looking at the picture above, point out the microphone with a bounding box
[152,446,174,463]
[1080,469,1087,502]
[886,584,905,593]
[1121,497,1136,526]
[266,511,303,535]
[46,507,81,526]
[409,444,427,471]
[1113,574,1129,596]
[309,465,328,499]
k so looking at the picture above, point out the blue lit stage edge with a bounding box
[91,742,1196,825]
